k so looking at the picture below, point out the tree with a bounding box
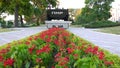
[0,0,33,27]
[18,2,34,26]
[31,0,59,25]
[69,9,82,24]
[76,0,114,24]
[0,0,58,27]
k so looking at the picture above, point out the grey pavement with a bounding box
[0,26,47,45]
[68,27,120,56]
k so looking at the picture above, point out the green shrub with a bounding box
[7,21,14,28]
[30,23,37,26]
[0,28,120,68]
[0,20,14,28]
[83,21,120,28]
[74,15,88,25]
[0,20,7,28]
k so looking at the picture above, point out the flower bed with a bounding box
[0,28,120,68]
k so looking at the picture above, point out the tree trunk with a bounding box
[40,10,46,24]
[36,17,40,26]
[20,15,24,27]
[14,5,19,27]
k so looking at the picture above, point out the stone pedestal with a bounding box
[45,20,72,29]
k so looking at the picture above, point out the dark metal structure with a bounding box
[46,9,69,21]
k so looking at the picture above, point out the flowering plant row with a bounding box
[0,27,120,68]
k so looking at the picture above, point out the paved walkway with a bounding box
[68,27,120,56]
[0,26,47,45]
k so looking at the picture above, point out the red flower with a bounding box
[64,57,69,62]
[92,46,98,54]
[85,46,92,53]
[34,36,38,40]
[0,49,8,54]
[55,57,59,62]
[66,47,74,54]
[40,32,46,40]
[104,60,113,66]
[25,41,31,45]
[55,52,61,58]
[42,44,51,53]
[77,46,81,50]
[73,54,79,60]
[4,58,14,67]
[58,57,69,67]
[52,66,55,68]
[98,51,104,60]
[36,58,42,63]
[36,44,51,55]
[36,49,42,55]
[80,45,85,50]
[70,42,76,49]
[0,55,3,62]
[28,37,33,41]
[28,45,36,54]
[54,39,59,46]
[60,48,65,52]
[45,37,51,42]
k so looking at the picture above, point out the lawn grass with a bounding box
[0,28,15,33]
[96,26,120,35]
[70,25,82,27]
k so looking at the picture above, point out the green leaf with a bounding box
[34,65,39,68]
[74,58,81,68]
[25,62,30,68]
[55,65,62,68]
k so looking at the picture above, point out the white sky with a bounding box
[58,0,85,9]
[59,0,120,9]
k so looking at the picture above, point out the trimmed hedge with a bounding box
[0,20,14,28]
[7,21,14,28]
[0,28,120,68]
[0,20,6,28]
[83,21,120,28]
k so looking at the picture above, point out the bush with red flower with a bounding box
[0,27,120,68]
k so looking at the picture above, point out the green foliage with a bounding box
[83,20,120,28]
[0,20,6,28]
[0,20,13,28]
[0,0,58,27]
[7,21,13,28]
[75,0,114,25]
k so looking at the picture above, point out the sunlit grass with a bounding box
[96,26,120,35]
[0,28,15,33]
[70,25,82,27]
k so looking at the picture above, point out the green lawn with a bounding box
[70,25,82,27]
[0,28,15,33]
[96,26,120,35]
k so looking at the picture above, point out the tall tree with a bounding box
[0,0,58,27]
[31,0,59,25]
[76,0,114,24]
[0,0,33,27]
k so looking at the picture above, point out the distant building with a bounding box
[0,13,26,23]
[109,8,120,22]
[109,3,120,22]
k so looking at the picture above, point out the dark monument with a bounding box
[45,9,71,29]
[46,9,69,21]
